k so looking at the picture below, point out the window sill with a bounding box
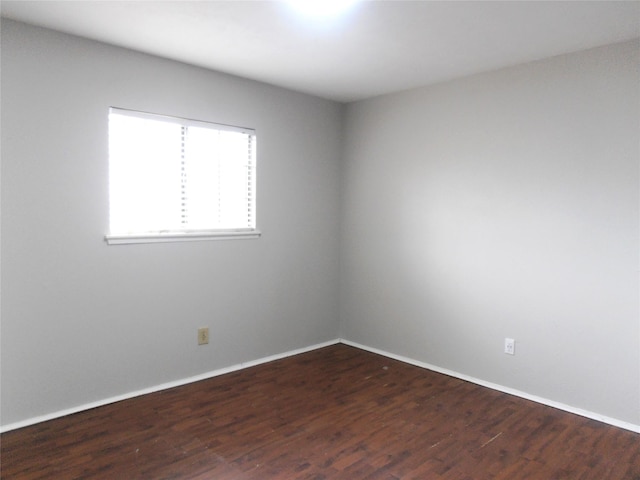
[105,230,261,245]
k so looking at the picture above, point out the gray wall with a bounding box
[340,40,640,425]
[1,19,343,426]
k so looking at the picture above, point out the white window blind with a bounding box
[106,108,258,244]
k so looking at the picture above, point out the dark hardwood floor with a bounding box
[2,344,639,479]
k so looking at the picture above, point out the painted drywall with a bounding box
[0,19,343,426]
[340,40,640,425]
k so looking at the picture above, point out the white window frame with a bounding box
[105,108,260,245]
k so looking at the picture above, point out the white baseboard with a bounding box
[339,338,640,434]
[0,339,341,433]
[3,337,638,435]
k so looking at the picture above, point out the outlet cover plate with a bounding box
[198,327,209,345]
[504,338,515,355]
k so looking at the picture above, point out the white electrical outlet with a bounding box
[504,338,515,355]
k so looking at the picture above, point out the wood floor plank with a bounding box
[2,344,639,479]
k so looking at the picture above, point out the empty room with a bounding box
[1,1,639,478]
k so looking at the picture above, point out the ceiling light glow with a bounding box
[288,0,358,17]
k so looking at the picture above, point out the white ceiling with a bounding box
[2,1,639,103]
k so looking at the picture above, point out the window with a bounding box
[106,108,259,244]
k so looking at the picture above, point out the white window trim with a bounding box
[105,229,261,245]
[106,108,259,245]
[108,107,256,135]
